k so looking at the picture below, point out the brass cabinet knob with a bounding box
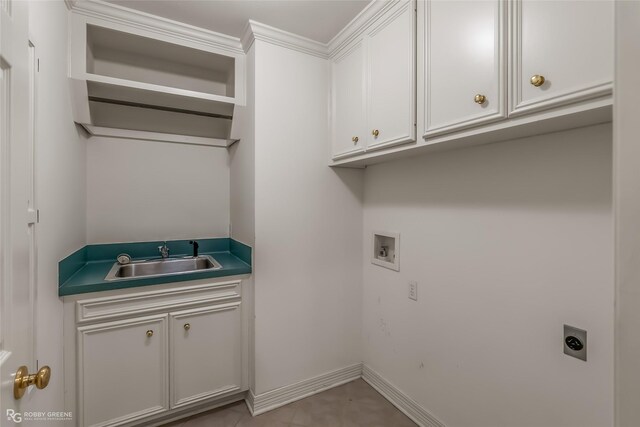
[146,330,154,337]
[14,365,51,399]
[530,74,546,87]
[474,94,487,104]
[352,136,359,144]
[184,323,191,331]
[372,129,379,137]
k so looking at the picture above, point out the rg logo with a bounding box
[6,409,22,423]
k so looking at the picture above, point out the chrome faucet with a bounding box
[158,241,170,259]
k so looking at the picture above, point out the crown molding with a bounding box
[240,20,256,53]
[241,20,329,59]
[66,0,394,60]
[328,0,399,58]
[67,0,244,55]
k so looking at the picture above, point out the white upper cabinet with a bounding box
[510,0,613,115]
[366,1,416,150]
[330,0,416,160]
[423,0,505,136]
[331,41,367,159]
[331,0,612,167]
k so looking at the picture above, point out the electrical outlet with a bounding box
[408,281,418,301]
[564,325,587,361]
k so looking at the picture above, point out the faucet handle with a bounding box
[158,242,170,258]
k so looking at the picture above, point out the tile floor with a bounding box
[162,379,417,427]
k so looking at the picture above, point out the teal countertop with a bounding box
[59,238,251,297]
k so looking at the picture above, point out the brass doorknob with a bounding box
[146,330,154,337]
[184,323,191,331]
[14,365,51,399]
[372,129,379,137]
[530,74,545,87]
[351,136,359,144]
[474,94,487,104]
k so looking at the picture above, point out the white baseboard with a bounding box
[245,362,445,427]
[140,391,246,427]
[246,363,363,415]
[245,388,256,414]
[362,364,445,427]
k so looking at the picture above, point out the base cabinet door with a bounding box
[170,302,243,409]
[510,0,613,115]
[78,315,168,427]
[423,0,505,136]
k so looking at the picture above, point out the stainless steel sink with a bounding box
[105,255,222,281]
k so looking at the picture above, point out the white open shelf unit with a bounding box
[68,1,246,147]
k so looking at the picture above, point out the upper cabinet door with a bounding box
[331,40,367,160]
[423,0,505,137]
[510,0,613,116]
[366,0,416,151]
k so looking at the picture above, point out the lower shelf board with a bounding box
[81,124,238,148]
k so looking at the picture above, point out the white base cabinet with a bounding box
[170,303,243,409]
[64,279,248,427]
[78,315,169,427]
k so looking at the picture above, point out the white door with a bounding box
[423,0,505,136]
[1,1,45,425]
[510,0,613,115]
[366,0,415,151]
[78,315,169,426]
[331,40,366,160]
[170,302,242,409]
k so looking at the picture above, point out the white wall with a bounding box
[614,2,640,425]
[29,1,87,422]
[230,46,256,391]
[86,138,230,243]
[362,124,614,427]
[252,40,364,394]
